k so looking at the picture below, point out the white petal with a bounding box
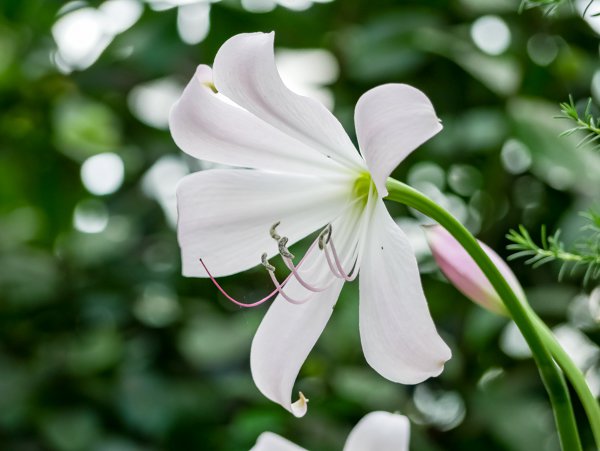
[250,210,361,416]
[250,432,307,451]
[177,169,352,277]
[355,84,442,197]
[251,251,344,417]
[358,200,451,383]
[343,411,411,451]
[212,32,365,172]
[169,65,341,175]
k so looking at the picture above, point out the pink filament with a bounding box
[200,229,356,308]
[199,259,284,308]
[267,271,311,305]
[324,244,343,279]
[199,239,319,308]
[283,256,332,292]
[328,239,358,282]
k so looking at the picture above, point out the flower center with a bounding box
[353,171,376,208]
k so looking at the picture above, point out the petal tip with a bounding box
[291,391,309,417]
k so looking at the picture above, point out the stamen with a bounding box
[199,259,278,308]
[267,268,311,305]
[318,224,332,250]
[278,236,295,259]
[261,252,311,304]
[319,224,358,282]
[329,238,359,282]
[261,253,276,272]
[270,221,281,241]
[277,232,332,292]
[283,254,333,292]
[324,243,343,278]
[291,391,309,417]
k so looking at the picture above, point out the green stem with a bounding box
[386,178,583,451]
[533,312,600,445]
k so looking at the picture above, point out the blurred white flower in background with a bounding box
[145,0,336,45]
[577,0,600,35]
[128,78,185,130]
[145,0,216,45]
[52,0,143,72]
[275,48,339,110]
[242,0,333,13]
[142,155,189,227]
[590,287,600,322]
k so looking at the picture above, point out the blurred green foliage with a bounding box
[1,0,600,450]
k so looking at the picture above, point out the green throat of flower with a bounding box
[353,171,376,208]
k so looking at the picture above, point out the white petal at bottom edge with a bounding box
[358,200,451,384]
[250,248,344,417]
[343,411,411,451]
[250,208,361,416]
[250,432,307,451]
[176,169,352,277]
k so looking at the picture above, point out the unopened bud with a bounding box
[425,225,525,315]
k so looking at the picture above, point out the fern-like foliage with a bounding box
[507,212,600,284]
[557,96,600,150]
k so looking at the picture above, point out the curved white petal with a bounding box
[177,169,352,277]
[251,432,307,451]
[358,200,451,383]
[355,84,442,196]
[169,65,341,175]
[343,411,410,451]
[251,250,344,417]
[212,32,365,172]
[250,209,362,416]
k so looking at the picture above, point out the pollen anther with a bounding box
[318,224,332,250]
[261,253,276,272]
[278,236,295,259]
[270,221,281,241]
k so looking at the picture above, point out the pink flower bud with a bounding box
[425,225,525,315]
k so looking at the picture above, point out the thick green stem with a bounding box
[386,178,583,451]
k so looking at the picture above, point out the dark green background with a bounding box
[1,0,599,449]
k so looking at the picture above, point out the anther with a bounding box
[318,224,332,250]
[261,253,276,272]
[291,391,309,417]
[270,221,281,241]
[278,236,295,259]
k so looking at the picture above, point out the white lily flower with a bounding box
[251,411,411,451]
[170,32,451,417]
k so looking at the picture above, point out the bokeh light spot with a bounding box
[73,199,109,233]
[134,283,180,328]
[501,138,532,174]
[128,78,183,129]
[81,153,125,195]
[527,34,558,66]
[471,15,511,56]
